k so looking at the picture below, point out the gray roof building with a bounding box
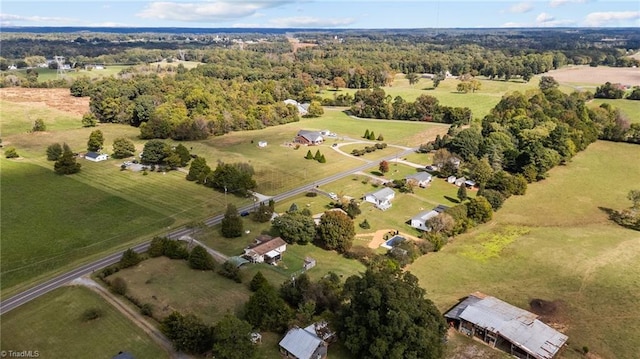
[445,292,568,359]
[279,325,327,359]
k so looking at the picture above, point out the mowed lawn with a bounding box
[588,98,640,124]
[0,159,174,294]
[409,141,640,359]
[0,285,169,359]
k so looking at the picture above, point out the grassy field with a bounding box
[322,75,541,120]
[0,158,173,294]
[0,100,82,136]
[588,98,640,124]
[409,141,640,359]
[13,65,132,82]
[0,286,169,359]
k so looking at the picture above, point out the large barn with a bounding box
[445,292,568,359]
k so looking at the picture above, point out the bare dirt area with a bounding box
[545,66,640,86]
[0,88,89,115]
[529,298,569,333]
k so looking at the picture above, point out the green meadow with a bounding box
[0,286,169,359]
[409,141,640,359]
[588,98,640,124]
[0,159,173,294]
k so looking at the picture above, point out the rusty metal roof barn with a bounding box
[445,292,568,359]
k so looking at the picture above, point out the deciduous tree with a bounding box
[338,268,446,359]
[112,137,136,159]
[212,314,256,359]
[119,248,142,269]
[316,210,355,253]
[188,245,215,270]
[271,212,316,245]
[379,160,389,174]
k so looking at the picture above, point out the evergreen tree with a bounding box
[377,134,384,141]
[188,245,215,270]
[249,271,269,292]
[318,154,326,163]
[314,150,321,161]
[363,129,370,139]
[87,129,105,152]
[368,131,376,140]
[186,157,211,182]
[4,147,19,158]
[174,144,191,167]
[221,204,243,238]
[305,150,313,159]
[46,143,63,161]
[32,118,46,132]
[54,143,81,175]
[457,185,468,202]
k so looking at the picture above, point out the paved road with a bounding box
[0,147,415,315]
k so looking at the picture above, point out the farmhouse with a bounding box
[410,205,448,231]
[284,99,310,116]
[445,292,568,359]
[279,322,333,359]
[363,187,395,210]
[84,152,109,162]
[295,130,324,145]
[405,172,433,188]
[242,235,287,264]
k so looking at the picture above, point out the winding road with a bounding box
[0,147,417,315]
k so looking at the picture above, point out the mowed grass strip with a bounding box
[0,100,82,136]
[409,141,640,358]
[0,159,173,293]
[0,285,169,359]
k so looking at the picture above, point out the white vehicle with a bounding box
[328,192,338,200]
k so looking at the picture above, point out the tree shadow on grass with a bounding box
[598,206,617,220]
[370,170,384,177]
[444,195,460,204]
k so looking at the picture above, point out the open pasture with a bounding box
[545,65,640,87]
[588,98,640,124]
[0,159,173,294]
[409,141,640,358]
[0,286,169,359]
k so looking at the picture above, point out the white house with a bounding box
[447,175,457,184]
[284,99,310,116]
[363,187,395,210]
[279,322,332,359]
[243,235,287,264]
[454,177,467,187]
[410,205,448,231]
[405,172,433,188]
[85,152,109,162]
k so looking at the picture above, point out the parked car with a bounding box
[328,192,338,200]
[240,211,250,217]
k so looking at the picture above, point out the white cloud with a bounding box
[584,11,640,26]
[0,13,74,23]
[550,0,588,8]
[501,22,527,28]
[268,16,355,28]
[536,12,555,23]
[507,2,533,14]
[137,1,289,22]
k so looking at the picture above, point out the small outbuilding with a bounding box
[445,292,568,359]
[258,141,268,148]
[447,175,457,184]
[454,177,467,187]
[85,152,109,162]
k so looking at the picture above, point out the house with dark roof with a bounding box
[242,235,287,264]
[405,172,433,188]
[445,292,568,359]
[295,130,324,145]
[85,152,109,162]
[279,322,332,359]
[363,187,395,210]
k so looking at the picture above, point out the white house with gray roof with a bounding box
[445,292,568,359]
[363,187,395,210]
[284,99,310,116]
[295,130,324,145]
[410,205,448,231]
[405,172,433,188]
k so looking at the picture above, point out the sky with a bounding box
[0,1,639,29]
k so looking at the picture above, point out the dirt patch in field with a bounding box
[0,88,89,116]
[529,298,569,332]
[545,66,640,86]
